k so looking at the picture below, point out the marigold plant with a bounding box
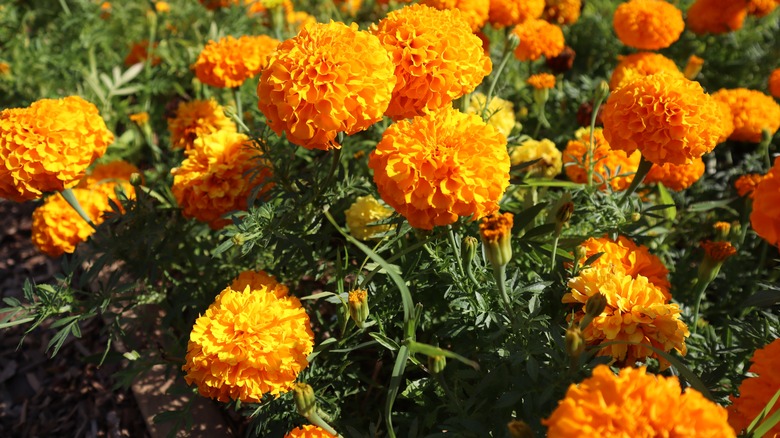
[542,0,581,25]
[511,18,565,62]
[193,35,280,88]
[712,88,780,143]
[284,425,336,438]
[645,158,706,192]
[466,92,516,137]
[510,138,563,178]
[686,0,748,35]
[420,0,489,31]
[609,52,682,90]
[750,157,780,246]
[167,99,237,151]
[488,0,544,28]
[562,127,641,191]
[728,338,780,436]
[344,196,394,240]
[612,0,684,50]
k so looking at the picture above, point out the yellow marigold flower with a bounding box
[602,72,723,166]
[31,189,107,257]
[124,40,160,67]
[544,365,735,437]
[0,96,113,202]
[510,138,562,178]
[770,68,780,99]
[728,338,780,437]
[167,99,237,151]
[129,112,149,126]
[333,0,362,15]
[182,278,314,402]
[171,130,272,229]
[613,0,684,50]
[578,234,671,299]
[155,1,171,13]
[686,0,747,35]
[230,269,289,298]
[609,52,682,90]
[527,73,556,90]
[564,266,689,366]
[194,35,279,89]
[562,127,641,191]
[748,0,777,16]
[258,22,395,151]
[511,18,565,62]
[421,0,489,31]
[372,4,491,120]
[284,425,336,438]
[466,92,516,138]
[645,158,706,192]
[345,195,394,240]
[369,106,510,230]
[99,2,112,19]
[735,173,765,198]
[712,88,780,143]
[751,157,780,246]
[701,240,737,263]
[543,0,581,25]
[82,160,140,186]
[488,0,544,28]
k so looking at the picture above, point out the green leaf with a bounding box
[513,202,548,231]
[385,344,410,438]
[370,332,400,352]
[521,179,583,189]
[687,198,738,212]
[654,183,677,222]
[406,340,479,370]
[748,387,780,437]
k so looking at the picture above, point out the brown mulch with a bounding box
[0,200,149,438]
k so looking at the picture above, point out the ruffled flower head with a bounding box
[602,72,724,166]
[284,425,336,438]
[728,338,780,436]
[543,0,582,25]
[466,92,516,137]
[735,173,765,198]
[645,158,706,191]
[230,269,289,299]
[368,106,510,230]
[31,189,109,257]
[544,365,735,437]
[609,52,682,90]
[194,35,280,88]
[345,196,394,240]
[488,0,545,28]
[510,138,563,178]
[420,0,490,31]
[167,99,237,151]
[372,4,491,120]
[183,273,314,402]
[712,88,780,143]
[0,96,113,202]
[748,0,778,16]
[511,18,565,61]
[686,0,747,35]
[527,73,556,90]
[751,157,780,246]
[258,21,396,150]
[563,127,641,191]
[613,0,684,50]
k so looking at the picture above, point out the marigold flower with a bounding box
[770,68,780,99]
[609,52,682,90]
[284,425,336,438]
[510,138,562,178]
[372,4,491,120]
[713,221,731,237]
[527,73,556,90]
[602,72,724,166]
[728,338,780,436]
[686,0,748,35]
[564,267,689,366]
[715,99,736,143]
[543,0,581,25]
[129,112,149,126]
[259,22,395,150]
[645,158,706,191]
[735,173,765,198]
[747,0,777,16]
[155,1,171,13]
[182,277,314,402]
[712,88,780,143]
[0,96,113,202]
[511,18,565,61]
[466,92,516,138]
[544,365,735,437]
[480,212,514,268]
[82,160,140,187]
[171,130,272,229]
[488,0,544,28]
[345,196,394,240]
[167,99,237,151]
[31,189,108,257]
[193,35,279,89]
[751,157,780,246]
[701,240,737,263]
[230,269,289,298]
[332,0,362,15]
[563,127,641,191]
[124,40,161,67]
[369,106,509,230]
[613,0,684,50]
[421,0,489,31]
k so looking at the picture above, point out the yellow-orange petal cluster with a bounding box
[510,138,563,178]
[420,0,489,31]
[167,99,237,151]
[193,35,280,88]
[124,40,161,67]
[258,21,395,150]
[31,189,108,257]
[0,96,113,202]
[747,0,777,17]
[544,365,735,437]
[645,158,706,191]
[613,0,684,50]
[770,68,780,99]
[602,72,723,166]
[80,160,140,188]
[712,88,780,143]
[609,52,682,90]
[182,275,314,402]
[564,266,688,366]
[372,4,491,120]
[562,127,641,192]
[479,211,514,243]
[543,0,581,25]
[466,92,516,138]
[735,173,765,198]
[345,195,394,240]
[488,0,544,28]
[751,157,780,246]
[284,425,336,438]
[230,269,289,299]
[527,73,556,90]
[368,106,509,230]
[511,18,565,62]
[715,99,736,143]
[701,240,737,262]
[728,338,780,437]
[171,130,272,229]
[686,0,748,35]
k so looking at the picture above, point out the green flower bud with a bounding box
[293,382,316,418]
[428,355,447,375]
[348,289,369,329]
[565,326,585,362]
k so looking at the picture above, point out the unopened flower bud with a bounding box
[348,289,369,329]
[506,33,520,51]
[698,240,736,284]
[565,326,585,361]
[532,88,549,107]
[129,172,143,187]
[713,222,731,240]
[575,245,588,262]
[293,382,316,418]
[231,233,245,246]
[554,201,574,234]
[595,80,610,104]
[461,236,478,269]
[630,212,642,222]
[479,212,514,269]
[683,55,704,80]
[580,293,608,330]
[428,355,446,375]
[507,419,535,438]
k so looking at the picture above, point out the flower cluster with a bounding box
[368,106,509,230]
[645,158,706,192]
[466,92,516,137]
[258,21,395,150]
[562,127,641,191]
[344,196,394,240]
[372,4,491,120]
[193,35,280,88]
[544,365,735,437]
[284,425,336,438]
[712,88,780,143]
[420,0,489,31]
[167,99,237,151]
[751,157,780,246]
[728,338,780,436]
[511,18,565,61]
[612,0,684,50]
[510,138,563,178]
[687,0,748,35]
[543,0,581,25]
[488,0,544,28]
[609,52,682,90]
[735,173,765,198]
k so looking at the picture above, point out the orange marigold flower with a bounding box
[543,0,581,25]
[564,266,688,366]
[345,195,394,240]
[230,269,289,298]
[332,0,362,15]
[748,0,777,16]
[701,240,737,262]
[527,73,556,90]
[171,130,272,229]
[712,88,780,143]
[728,338,780,437]
[0,62,9,75]
[155,1,171,13]
[421,0,489,31]
[167,99,237,151]
[613,0,684,50]
[182,275,314,402]
[686,0,748,35]
[735,173,765,198]
[770,68,780,99]
[609,52,682,90]
[602,72,723,166]
[124,40,161,67]
[31,189,108,257]
[715,99,736,144]
[79,159,141,190]
[488,0,544,28]
[479,211,513,243]
[368,106,510,230]
[751,157,780,246]
[563,127,641,192]
[510,138,563,178]
[511,18,565,62]
[284,425,336,438]
[129,112,149,126]
[259,22,395,150]
[194,35,279,89]
[372,4,491,120]
[544,365,735,437]
[0,96,113,202]
[645,158,706,192]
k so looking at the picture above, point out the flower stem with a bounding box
[448,226,466,279]
[587,91,607,188]
[493,265,512,318]
[550,233,561,273]
[232,87,243,127]
[305,410,340,437]
[60,188,97,230]
[482,39,514,119]
[691,278,711,335]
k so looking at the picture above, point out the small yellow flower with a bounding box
[344,196,394,240]
[510,138,562,178]
[683,55,705,80]
[0,62,10,75]
[466,92,516,138]
[129,111,149,126]
[155,1,171,13]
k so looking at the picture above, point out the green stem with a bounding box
[691,278,711,335]
[587,93,607,188]
[58,0,71,15]
[550,232,561,272]
[619,155,653,205]
[494,265,512,318]
[482,41,514,119]
[60,188,97,230]
[448,226,465,278]
[233,87,243,128]
[305,411,340,437]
